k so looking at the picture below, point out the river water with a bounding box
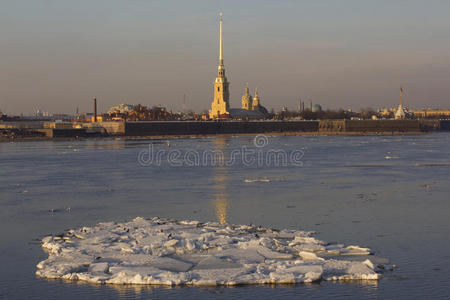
[0,133,449,299]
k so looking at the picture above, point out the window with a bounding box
[217,87,220,92]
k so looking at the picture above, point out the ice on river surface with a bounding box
[36,217,384,286]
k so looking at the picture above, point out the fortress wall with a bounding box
[344,120,420,132]
[0,122,46,129]
[418,120,441,131]
[440,120,450,130]
[36,128,88,138]
[123,120,428,136]
[3,119,444,139]
[319,120,422,133]
[99,121,125,135]
[124,121,319,136]
[51,128,89,137]
[319,120,346,132]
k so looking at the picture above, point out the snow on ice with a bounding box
[36,217,388,286]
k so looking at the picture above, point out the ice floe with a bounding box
[244,177,270,183]
[384,156,399,160]
[36,217,387,286]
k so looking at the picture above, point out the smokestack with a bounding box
[94,97,97,122]
[302,102,305,112]
[309,100,313,111]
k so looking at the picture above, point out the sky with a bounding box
[1,0,450,115]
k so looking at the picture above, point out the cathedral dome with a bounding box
[312,104,322,112]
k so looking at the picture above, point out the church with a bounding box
[209,13,268,120]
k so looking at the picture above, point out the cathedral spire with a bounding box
[219,12,223,66]
[217,12,225,78]
[210,12,229,119]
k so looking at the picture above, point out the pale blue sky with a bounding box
[1,0,450,114]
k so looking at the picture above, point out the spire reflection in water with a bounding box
[211,137,230,224]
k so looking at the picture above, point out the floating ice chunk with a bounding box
[299,251,325,261]
[244,178,270,183]
[342,245,372,255]
[36,217,386,286]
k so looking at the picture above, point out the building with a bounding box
[394,104,406,119]
[394,87,409,119]
[209,14,268,120]
[411,109,450,119]
[209,13,230,119]
[241,83,252,110]
[312,104,322,113]
[108,104,136,114]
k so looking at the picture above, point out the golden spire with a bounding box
[219,12,223,66]
[216,12,225,78]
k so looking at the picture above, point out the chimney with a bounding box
[94,97,97,122]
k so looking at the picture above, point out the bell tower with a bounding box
[252,88,260,110]
[210,13,230,119]
[241,83,252,110]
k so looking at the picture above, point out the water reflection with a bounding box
[212,138,230,224]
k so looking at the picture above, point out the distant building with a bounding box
[107,104,173,121]
[251,88,268,114]
[394,104,407,119]
[90,115,104,122]
[411,109,450,118]
[241,84,252,110]
[312,104,322,113]
[240,85,268,116]
[108,104,136,114]
[394,87,409,119]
